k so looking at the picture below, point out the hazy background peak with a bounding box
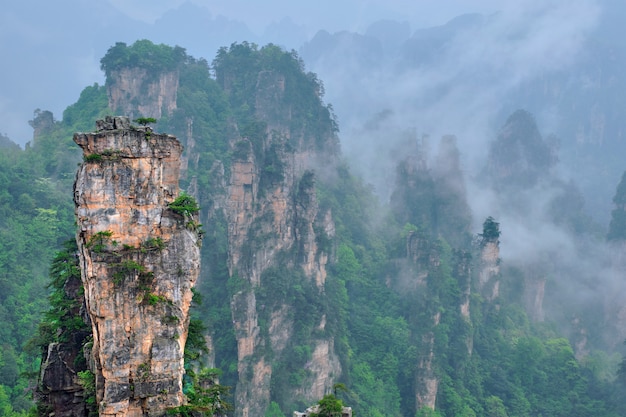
[0,0,612,148]
[108,0,503,33]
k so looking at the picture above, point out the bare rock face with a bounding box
[107,69,179,121]
[73,116,201,417]
[225,138,338,417]
[217,68,340,417]
[478,240,500,301]
[415,317,439,411]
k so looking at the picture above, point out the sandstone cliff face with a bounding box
[107,69,178,121]
[104,54,342,416]
[216,70,339,417]
[415,311,440,411]
[478,240,500,301]
[403,233,443,411]
[404,233,475,412]
[73,116,201,417]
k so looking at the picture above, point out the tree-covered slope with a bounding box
[1,39,626,417]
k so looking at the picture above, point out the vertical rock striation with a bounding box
[107,69,178,121]
[478,240,500,301]
[218,68,340,417]
[73,116,201,417]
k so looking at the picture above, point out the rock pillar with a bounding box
[73,116,201,417]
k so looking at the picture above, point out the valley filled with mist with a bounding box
[2,1,626,417]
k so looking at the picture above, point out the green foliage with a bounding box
[142,236,165,251]
[28,239,89,350]
[169,192,200,216]
[257,258,331,408]
[143,293,168,306]
[259,142,286,189]
[416,407,443,417]
[480,216,500,242]
[134,117,157,126]
[185,318,209,362]
[77,370,97,417]
[112,259,146,284]
[83,153,103,163]
[4,39,623,417]
[19,240,90,414]
[265,401,286,417]
[213,42,338,151]
[172,368,232,417]
[100,40,187,79]
[194,210,239,389]
[86,230,113,252]
[185,220,204,237]
[161,315,179,325]
[466,305,620,417]
[0,385,16,417]
[484,396,508,417]
[160,55,231,192]
[179,305,232,417]
[62,83,110,132]
[311,394,344,417]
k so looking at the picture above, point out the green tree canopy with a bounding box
[480,216,501,242]
[100,40,187,78]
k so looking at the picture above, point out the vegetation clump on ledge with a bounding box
[134,117,157,127]
[83,149,121,163]
[86,230,114,252]
[83,153,103,163]
[479,216,500,242]
[100,40,186,78]
[168,192,200,216]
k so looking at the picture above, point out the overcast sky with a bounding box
[0,0,608,145]
[108,0,503,32]
[0,0,510,144]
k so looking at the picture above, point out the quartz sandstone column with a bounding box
[73,116,201,417]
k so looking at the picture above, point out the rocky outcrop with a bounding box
[107,69,179,121]
[36,263,91,417]
[415,312,440,411]
[73,116,201,417]
[225,138,338,417]
[37,342,90,417]
[478,240,500,301]
[219,67,339,417]
[98,45,342,417]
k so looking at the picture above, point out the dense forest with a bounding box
[1,39,626,417]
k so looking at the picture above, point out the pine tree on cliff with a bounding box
[479,216,500,244]
[607,171,626,241]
